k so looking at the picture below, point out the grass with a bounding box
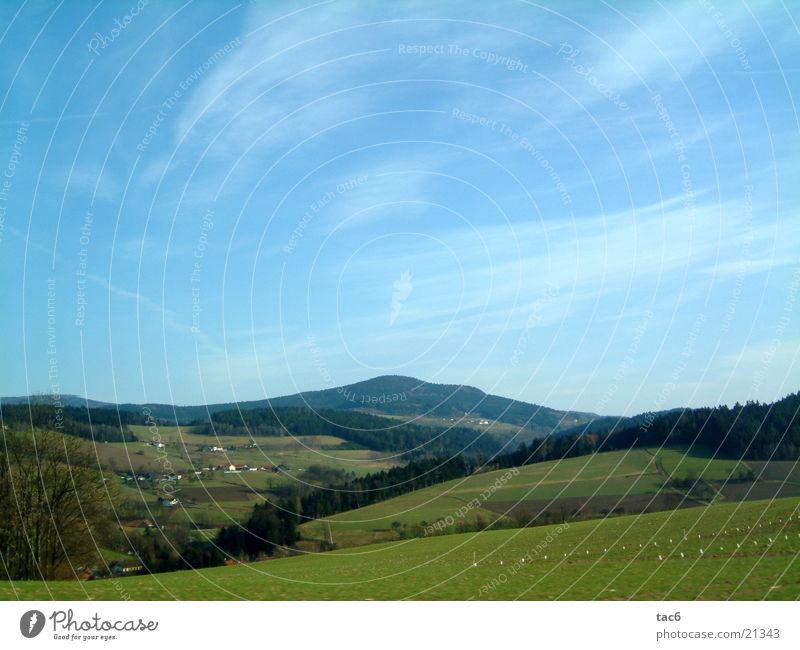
[651,446,752,482]
[96,548,131,563]
[299,449,664,544]
[3,498,798,600]
[298,447,785,547]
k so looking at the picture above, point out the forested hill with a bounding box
[605,393,800,460]
[264,375,596,434]
[499,392,800,466]
[194,406,504,459]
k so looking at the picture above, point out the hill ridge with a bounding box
[2,375,599,436]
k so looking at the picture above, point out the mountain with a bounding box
[264,375,596,436]
[3,375,599,438]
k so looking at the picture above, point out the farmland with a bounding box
[94,425,400,525]
[121,425,398,476]
[652,446,752,481]
[298,449,658,545]
[3,498,798,600]
[299,447,800,547]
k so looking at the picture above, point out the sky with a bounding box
[0,0,798,416]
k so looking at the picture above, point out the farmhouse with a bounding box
[110,561,144,576]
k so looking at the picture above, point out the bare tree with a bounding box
[0,427,118,580]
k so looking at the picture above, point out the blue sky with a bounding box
[0,0,798,415]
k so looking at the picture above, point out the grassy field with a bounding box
[3,498,798,600]
[650,446,752,481]
[299,449,667,544]
[298,448,796,547]
[117,426,397,476]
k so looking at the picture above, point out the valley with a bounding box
[2,377,799,601]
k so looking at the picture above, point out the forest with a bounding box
[194,405,503,458]
[0,403,139,442]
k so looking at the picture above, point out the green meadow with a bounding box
[3,498,797,600]
[301,449,669,544]
[119,426,397,476]
[298,447,796,547]
[651,445,752,481]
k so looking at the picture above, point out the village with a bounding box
[115,437,292,510]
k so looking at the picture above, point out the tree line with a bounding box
[493,392,800,471]
[1,403,138,443]
[216,501,298,560]
[298,455,470,520]
[123,501,299,572]
[605,394,800,460]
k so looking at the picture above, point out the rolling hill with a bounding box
[3,498,797,600]
[297,446,800,548]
